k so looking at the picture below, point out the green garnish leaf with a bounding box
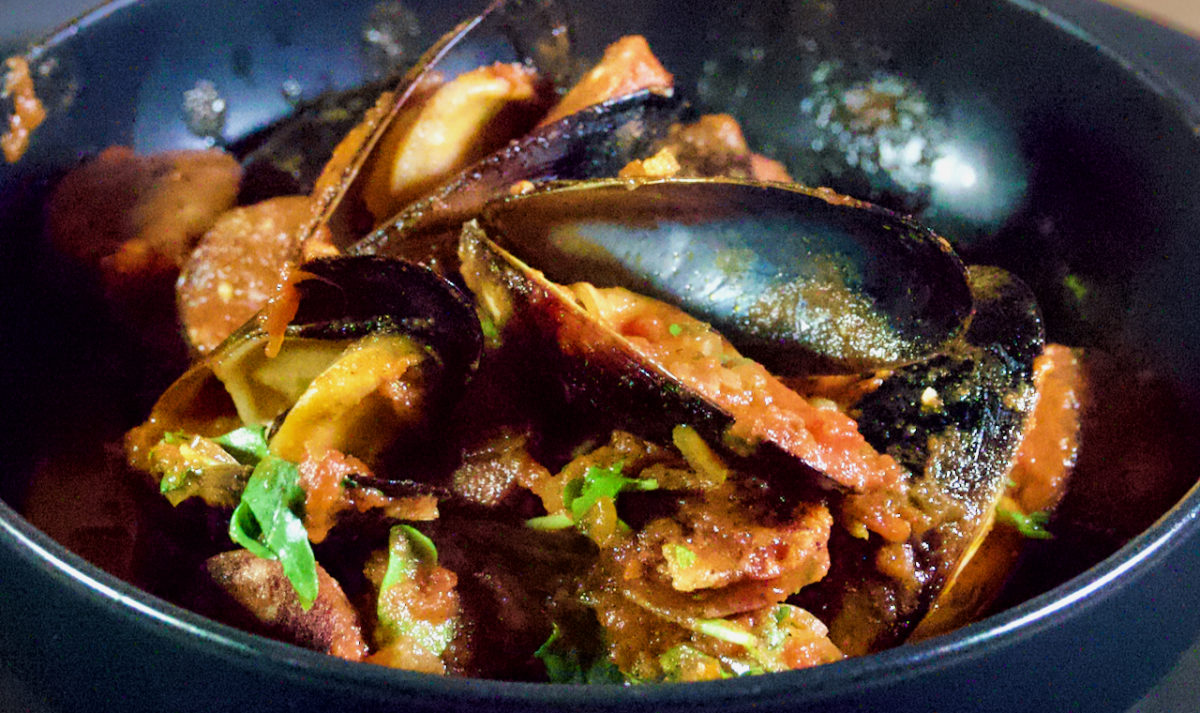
[151,432,248,508]
[659,644,732,682]
[535,623,626,684]
[997,506,1054,540]
[567,461,658,521]
[229,455,319,609]
[525,513,575,531]
[525,462,660,532]
[378,525,440,590]
[376,524,454,657]
[400,524,438,566]
[668,323,683,337]
[212,424,270,466]
[695,618,758,648]
[666,543,697,569]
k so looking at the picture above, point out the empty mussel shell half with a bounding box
[475,177,974,375]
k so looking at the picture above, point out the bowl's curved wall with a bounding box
[3,0,1200,711]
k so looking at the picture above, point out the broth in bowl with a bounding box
[7,0,1200,699]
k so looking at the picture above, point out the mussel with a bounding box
[232,79,394,204]
[458,220,908,496]
[456,187,1039,656]
[127,256,482,503]
[287,0,689,271]
[120,0,1051,677]
[471,178,973,375]
[349,89,683,263]
[297,0,573,248]
[792,265,1044,654]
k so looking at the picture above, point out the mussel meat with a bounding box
[127,256,482,505]
[298,0,572,248]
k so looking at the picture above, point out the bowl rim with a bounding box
[5,0,1200,705]
[5,475,1199,705]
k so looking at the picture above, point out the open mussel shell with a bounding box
[474,178,974,375]
[349,88,684,265]
[231,79,393,203]
[458,223,901,496]
[302,0,571,245]
[280,256,483,380]
[132,256,482,458]
[792,265,1044,655]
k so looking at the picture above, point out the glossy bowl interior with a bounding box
[3,0,1200,711]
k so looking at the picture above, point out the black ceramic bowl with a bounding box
[3,0,1200,711]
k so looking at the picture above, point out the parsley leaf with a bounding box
[479,314,500,340]
[665,543,698,569]
[380,524,439,592]
[679,605,839,678]
[568,461,658,521]
[535,623,626,684]
[212,424,270,465]
[151,432,249,508]
[659,644,731,681]
[997,505,1054,539]
[229,455,319,609]
[525,461,658,531]
[376,524,454,658]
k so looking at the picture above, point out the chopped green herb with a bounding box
[212,424,270,465]
[535,623,625,684]
[759,605,793,649]
[666,543,697,569]
[1063,273,1089,303]
[401,524,438,566]
[479,314,500,340]
[524,462,659,531]
[695,618,757,648]
[658,644,732,682]
[151,433,248,508]
[668,323,683,337]
[380,525,426,590]
[383,526,431,581]
[567,461,658,521]
[525,513,575,531]
[997,505,1054,539]
[229,455,319,609]
[684,605,839,677]
[376,524,455,658]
